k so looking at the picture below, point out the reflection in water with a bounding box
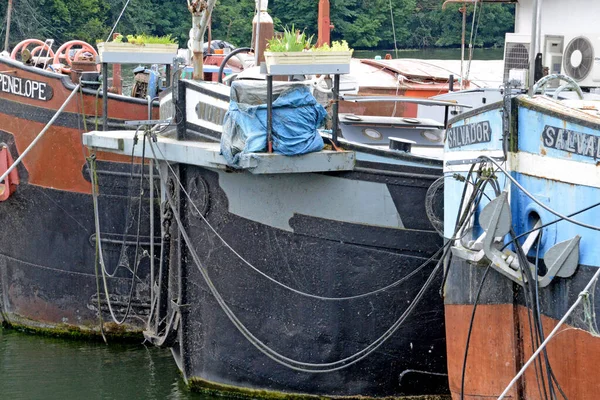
[0,328,208,400]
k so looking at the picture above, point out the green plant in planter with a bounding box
[109,34,177,45]
[314,40,353,53]
[267,26,314,52]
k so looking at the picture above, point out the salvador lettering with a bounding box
[0,73,53,101]
[541,125,600,159]
[446,121,492,149]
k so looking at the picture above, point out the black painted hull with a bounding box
[0,159,154,336]
[163,160,448,397]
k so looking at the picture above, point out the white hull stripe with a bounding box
[510,151,600,189]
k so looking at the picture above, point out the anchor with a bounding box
[453,192,580,287]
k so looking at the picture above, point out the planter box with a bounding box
[97,42,178,64]
[264,51,352,75]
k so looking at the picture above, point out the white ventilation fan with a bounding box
[562,35,600,87]
[563,36,594,81]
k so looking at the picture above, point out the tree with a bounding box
[0,0,515,51]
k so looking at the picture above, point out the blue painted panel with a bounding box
[518,106,600,165]
[443,173,499,240]
[445,108,504,153]
[511,172,600,268]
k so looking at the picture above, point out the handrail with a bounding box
[0,84,81,184]
[341,95,473,108]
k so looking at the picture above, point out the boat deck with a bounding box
[83,131,356,174]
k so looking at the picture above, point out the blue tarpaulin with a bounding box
[221,82,326,167]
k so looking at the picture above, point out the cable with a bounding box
[459,263,491,400]
[514,234,550,400]
[533,233,569,400]
[504,200,600,250]
[87,131,148,325]
[478,156,600,231]
[106,0,133,42]
[149,140,446,373]
[149,138,445,302]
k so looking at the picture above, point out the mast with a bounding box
[460,3,466,90]
[317,0,332,47]
[188,0,218,80]
[4,0,13,52]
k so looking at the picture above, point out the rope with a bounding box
[148,135,444,301]
[88,141,148,325]
[388,0,399,59]
[478,156,600,232]
[148,139,447,373]
[464,0,481,82]
[106,0,133,42]
[425,176,445,236]
[0,84,81,184]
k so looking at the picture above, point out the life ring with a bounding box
[10,39,50,60]
[53,40,99,73]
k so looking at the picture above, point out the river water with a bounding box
[1,47,503,399]
[0,328,203,400]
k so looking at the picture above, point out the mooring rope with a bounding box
[148,138,448,373]
[106,0,133,42]
[147,133,445,301]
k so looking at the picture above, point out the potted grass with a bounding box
[264,26,353,72]
[97,34,178,64]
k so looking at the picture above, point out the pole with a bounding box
[528,0,539,96]
[4,0,13,52]
[332,74,340,146]
[188,0,218,80]
[317,0,332,47]
[254,0,261,66]
[191,13,204,80]
[102,63,108,130]
[460,4,466,90]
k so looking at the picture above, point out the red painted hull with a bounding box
[0,57,156,336]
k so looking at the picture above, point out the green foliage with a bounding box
[1,0,515,52]
[267,26,313,52]
[314,40,352,53]
[116,34,178,45]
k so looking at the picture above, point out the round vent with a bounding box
[564,36,594,81]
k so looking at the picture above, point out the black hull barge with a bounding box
[83,76,450,397]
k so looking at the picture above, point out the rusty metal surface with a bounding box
[446,302,600,400]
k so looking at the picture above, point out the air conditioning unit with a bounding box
[503,33,531,85]
[544,35,564,74]
[562,34,600,87]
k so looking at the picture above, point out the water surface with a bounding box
[0,327,206,400]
